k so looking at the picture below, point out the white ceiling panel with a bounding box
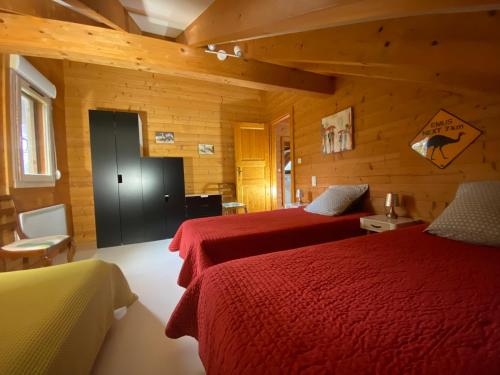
[120,0,214,38]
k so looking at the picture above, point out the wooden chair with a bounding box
[203,183,247,214]
[0,195,75,272]
[218,183,247,215]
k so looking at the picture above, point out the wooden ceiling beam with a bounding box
[178,0,500,47]
[56,0,141,34]
[0,13,335,94]
[53,0,124,31]
[219,12,500,93]
[0,0,101,27]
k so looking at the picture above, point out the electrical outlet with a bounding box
[297,158,302,165]
[311,176,317,187]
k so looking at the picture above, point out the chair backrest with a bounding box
[217,183,236,203]
[18,204,68,237]
[0,195,17,247]
[203,183,236,203]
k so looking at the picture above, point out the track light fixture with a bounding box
[205,44,243,61]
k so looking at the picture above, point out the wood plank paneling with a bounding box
[179,0,500,46]
[9,57,72,217]
[0,55,72,215]
[222,12,500,94]
[0,55,7,196]
[64,61,265,243]
[265,77,500,221]
[0,55,72,270]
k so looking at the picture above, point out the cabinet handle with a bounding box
[117,174,123,183]
[370,224,382,228]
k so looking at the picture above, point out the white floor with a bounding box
[56,239,205,375]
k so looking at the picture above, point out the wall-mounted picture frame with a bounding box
[198,144,215,155]
[321,107,353,154]
[410,109,482,169]
[155,131,174,144]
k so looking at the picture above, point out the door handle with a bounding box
[237,167,242,176]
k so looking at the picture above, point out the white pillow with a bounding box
[304,184,368,216]
[426,181,500,247]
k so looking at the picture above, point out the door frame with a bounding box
[270,108,296,209]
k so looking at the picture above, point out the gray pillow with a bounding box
[425,181,500,247]
[304,184,368,216]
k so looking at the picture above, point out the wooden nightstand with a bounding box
[360,215,420,233]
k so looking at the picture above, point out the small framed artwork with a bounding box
[198,144,215,155]
[155,131,174,144]
[321,107,353,154]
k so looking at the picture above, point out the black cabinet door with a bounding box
[141,158,168,241]
[90,111,186,246]
[89,110,122,248]
[115,112,144,244]
[163,158,186,238]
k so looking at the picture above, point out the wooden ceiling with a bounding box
[0,0,499,94]
[218,11,500,94]
[177,0,500,46]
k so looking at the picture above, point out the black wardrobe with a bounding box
[89,110,185,248]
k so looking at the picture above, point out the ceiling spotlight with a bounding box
[233,45,242,58]
[205,45,242,61]
[217,50,228,61]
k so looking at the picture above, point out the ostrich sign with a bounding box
[410,109,482,169]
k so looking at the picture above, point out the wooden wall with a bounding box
[0,56,71,212]
[0,56,8,196]
[9,57,72,214]
[265,77,500,221]
[63,62,265,244]
[0,55,71,270]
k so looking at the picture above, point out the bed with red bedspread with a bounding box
[166,224,500,374]
[169,208,368,287]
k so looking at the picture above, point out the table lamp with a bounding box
[296,189,304,204]
[385,193,399,219]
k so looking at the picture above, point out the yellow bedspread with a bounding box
[0,259,137,375]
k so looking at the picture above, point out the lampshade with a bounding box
[385,193,399,219]
[385,193,400,208]
[296,189,303,199]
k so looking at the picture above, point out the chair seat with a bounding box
[222,202,246,208]
[2,235,69,252]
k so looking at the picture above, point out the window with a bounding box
[10,58,56,188]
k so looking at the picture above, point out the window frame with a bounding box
[10,70,57,188]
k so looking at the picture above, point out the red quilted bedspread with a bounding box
[166,225,500,374]
[169,208,367,287]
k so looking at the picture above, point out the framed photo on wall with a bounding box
[321,107,353,154]
[155,131,174,144]
[198,144,215,155]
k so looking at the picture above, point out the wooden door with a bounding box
[234,122,271,212]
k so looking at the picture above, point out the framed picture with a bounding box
[410,109,482,169]
[321,107,353,154]
[155,131,174,144]
[198,144,215,155]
